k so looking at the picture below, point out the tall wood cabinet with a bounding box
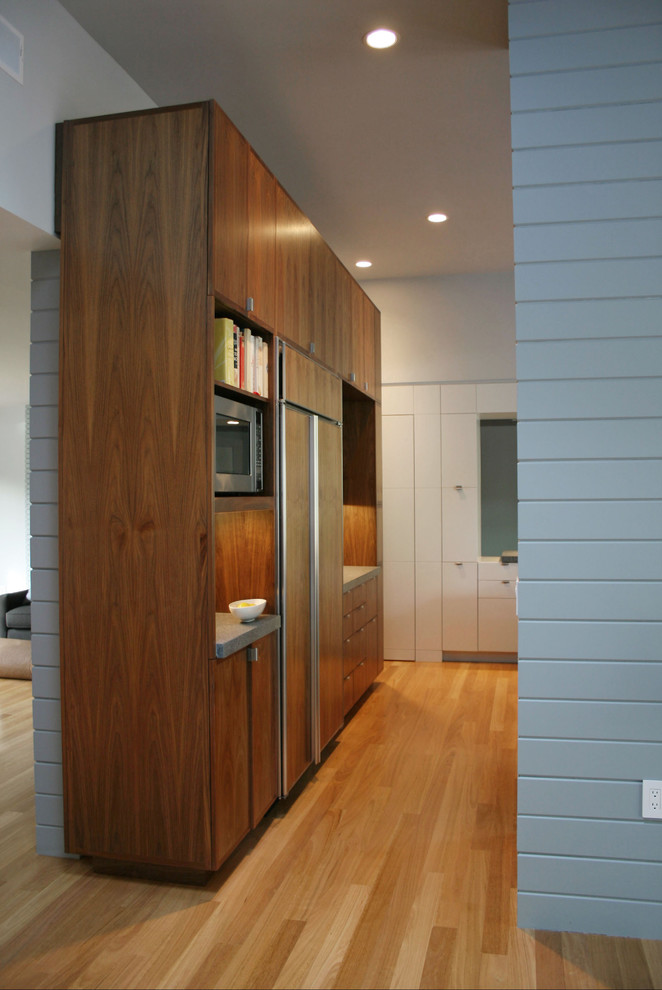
[58,100,382,877]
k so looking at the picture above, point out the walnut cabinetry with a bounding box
[343,578,380,714]
[210,633,279,868]
[58,99,381,878]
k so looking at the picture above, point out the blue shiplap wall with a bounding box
[510,0,662,938]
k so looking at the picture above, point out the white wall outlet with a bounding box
[642,780,662,820]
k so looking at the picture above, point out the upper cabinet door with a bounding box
[212,105,276,327]
[212,106,248,309]
[246,147,276,328]
[275,183,312,351]
[310,234,338,374]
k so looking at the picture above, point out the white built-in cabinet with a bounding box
[382,381,517,660]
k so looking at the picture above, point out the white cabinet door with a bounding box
[442,486,478,561]
[442,561,477,651]
[478,598,517,653]
[441,414,478,488]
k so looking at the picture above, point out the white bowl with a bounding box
[229,598,266,622]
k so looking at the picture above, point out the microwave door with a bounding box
[216,414,251,492]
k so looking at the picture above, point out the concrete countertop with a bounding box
[343,565,381,594]
[214,612,281,659]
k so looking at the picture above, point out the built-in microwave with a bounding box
[214,394,263,494]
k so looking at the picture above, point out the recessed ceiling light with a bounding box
[364,28,399,50]
[356,260,372,268]
[427,213,448,223]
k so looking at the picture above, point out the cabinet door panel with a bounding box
[250,634,279,826]
[276,185,312,350]
[442,487,479,561]
[210,652,250,869]
[247,149,276,327]
[441,414,479,488]
[442,562,478,652]
[283,407,312,790]
[212,105,248,308]
[318,418,344,750]
[478,598,518,653]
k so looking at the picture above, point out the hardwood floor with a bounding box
[1,662,660,989]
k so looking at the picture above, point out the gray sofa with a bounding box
[0,590,32,639]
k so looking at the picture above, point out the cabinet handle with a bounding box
[247,646,258,663]
[246,296,254,312]
[364,381,369,391]
[455,561,463,566]
[502,580,510,585]
[309,341,316,354]
[349,372,356,383]
[455,485,463,491]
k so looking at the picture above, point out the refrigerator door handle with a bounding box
[310,414,321,765]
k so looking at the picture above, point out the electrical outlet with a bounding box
[642,780,662,820]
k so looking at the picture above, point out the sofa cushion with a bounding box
[0,638,32,679]
[6,603,31,630]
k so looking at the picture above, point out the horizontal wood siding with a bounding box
[510,0,662,938]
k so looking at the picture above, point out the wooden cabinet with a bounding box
[212,104,276,327]
[343,282,380,398]
[210,633,279,869]
[275,183,312,350]
[58,99,381,877]
[342,578,379,714]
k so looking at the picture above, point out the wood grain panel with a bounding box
[345,279,365,386]
[249,633,279,826]
[343,397,377,566]
[212,104,248,310]
[284,406,312,791]
[210,651,250,868]
[275,184,311,350]
[59,105,212,867]
[282,344,342,422]
[318,418,343,749]
[311,236,342,375]
[247,148,276,328]
[214,509,276,612]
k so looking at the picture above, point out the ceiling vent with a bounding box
[0,15,23,84]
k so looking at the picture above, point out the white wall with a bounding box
[0,0,154,235]
[510,0,662,940]
[0,1,155,857]
[0,237,30,591]
[363,271,515,385]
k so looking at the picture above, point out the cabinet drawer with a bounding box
[343,671,354,714]
[352,582,368,609]
[478,560,518,582]
[479,579,516,599]
[343,610,353,640]
[352,601,369,634]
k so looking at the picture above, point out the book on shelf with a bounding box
[214,317,268,397]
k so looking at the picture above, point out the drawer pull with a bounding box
[455,485,463,491]
[455,561,463,566]
[502,580,510,585]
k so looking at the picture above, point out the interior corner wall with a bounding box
[0,0,155,235]
[363,271,516,386]
[510,0,662,938]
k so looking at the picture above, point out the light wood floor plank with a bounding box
[1,665,661,990]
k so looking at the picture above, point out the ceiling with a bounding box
[57,0,514,282]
